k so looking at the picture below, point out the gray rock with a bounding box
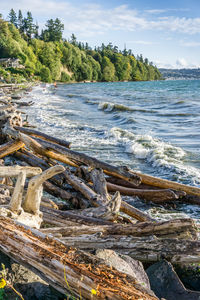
[95,249,157,298]
[146,259,200,300]
[0,251,61,300]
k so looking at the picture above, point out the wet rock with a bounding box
[175,264,200,291]
[95,249,157,298]
[0,251,61,300]
[146,259,200,300]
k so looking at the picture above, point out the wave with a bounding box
[108,127,200,185]
[98,102,133,112]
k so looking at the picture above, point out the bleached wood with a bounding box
[9,171,26,213]
[0,215,158,300]
[23,165,65,215]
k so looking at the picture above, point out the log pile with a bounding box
[0,85,199,299]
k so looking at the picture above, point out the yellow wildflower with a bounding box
[91,289,97,295]
[0,278,6,289]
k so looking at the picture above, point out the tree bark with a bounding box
[41,218,198,240]
[0,139,24,158]
[15,126,71,148]
[107,182,186,203]
[0,215,157,300]
[59,235,200,264]
[132,171,200,197]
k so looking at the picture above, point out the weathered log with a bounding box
[43,181,75,202]
[0,165,41,177]
[23,165,65,215]
[17,132,141,185]
[62,169,121,221]
[14,151,90,208]
[0,216,157,300]
[15,126,71,148]
[0,139,24,158]
[120,201,155,222]
[41,218,198,240]
[14,150,65,186]
[132,171,200,197]
[60,235,200,264]
[41,206,114,226]
[107,182,186,203]
[18,133,78,167]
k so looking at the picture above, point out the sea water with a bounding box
[23,80,200,222]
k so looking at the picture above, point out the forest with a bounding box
[0,9,162,83]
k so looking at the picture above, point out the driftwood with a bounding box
[59,235,200,265]
[107,182,186,203]
[0,165,65,228]
[133,170,200,197]
[41,218,198,240]
[0,215,157,300]
[15,126,71,148]
[13,131,141,185]
[0,139,24,158]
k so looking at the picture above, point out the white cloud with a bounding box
[176,58,188,67]
[1,1,200,38]
[181,41,200,47]
[128,40,155,45]
[156,58,199,69]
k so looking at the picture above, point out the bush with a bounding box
[40,66,52,82]
[60,71,70,82]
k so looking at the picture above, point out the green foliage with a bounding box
[0,12,162,83]
[40,66,52,82]
[41,18,64,42]
[60,71,70,82]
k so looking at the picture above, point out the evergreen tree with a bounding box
[25,11,35,40]
[42,18,64,42]
[8,9,18,27]
[18,10,24,33]
[70,33,77,46]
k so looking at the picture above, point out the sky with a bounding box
[1,0,200,68]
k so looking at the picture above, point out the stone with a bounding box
[146,259,200,300]
[95,249,157,298]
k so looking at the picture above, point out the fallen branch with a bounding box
[0,215,157,300]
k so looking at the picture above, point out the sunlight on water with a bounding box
[22,80,200,222]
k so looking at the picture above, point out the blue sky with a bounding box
[1,0,200,68]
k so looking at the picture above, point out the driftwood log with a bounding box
[0,215,157,300]
[0,165,65,228]
[41,218,198,240]
[10,130,141,185]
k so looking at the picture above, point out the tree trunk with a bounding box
[15,126,71,148]
[0,216,157,300]
[41,218,198,240]
[59,235,200,264]
[107,182,186,203]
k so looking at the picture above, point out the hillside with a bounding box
[159,68,200,80]
[0,13,162,83]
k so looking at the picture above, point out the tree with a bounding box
[42,18,64,42]
[18,10,24,33]
[40,66,52,82]
[25,11,35,40]
[8,9,18,28]
[70,33,77,46]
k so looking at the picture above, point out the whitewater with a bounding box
[23,80,200,222]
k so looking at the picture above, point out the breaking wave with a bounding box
[98,102,133,112]
[108,127,200,185]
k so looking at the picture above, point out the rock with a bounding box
[175,264,200,291]
[95,249,157,298]
[0,251,61,300]
[146,259,200,300]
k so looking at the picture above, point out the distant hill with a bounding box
[159,68,200,80]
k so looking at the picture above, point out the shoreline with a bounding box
[0,84,199,299]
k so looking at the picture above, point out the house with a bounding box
[0,58,20,68]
